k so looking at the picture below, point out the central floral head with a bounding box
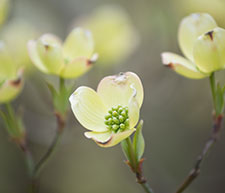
[69,72,144,147]
[105,105,129,133]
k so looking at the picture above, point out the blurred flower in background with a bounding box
[174,0,225,26]
[0,0,10,27]
[28,27,97,78]
[75,5,139,66]
[1,19,38,73]
[0,18,37,103]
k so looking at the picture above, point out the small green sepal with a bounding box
[0,104,26,145]
[215,83,225,116]
[133,120,145,162]
[121,139,132,164]
[47,78,73,117]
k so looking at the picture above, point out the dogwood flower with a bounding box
[28,27,97,79]
[69,72,143,147]
[161,13,225,79]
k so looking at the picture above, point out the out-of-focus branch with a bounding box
[175,114,223,193]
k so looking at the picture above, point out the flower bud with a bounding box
[178,13,217,62]
[193,27,225,73]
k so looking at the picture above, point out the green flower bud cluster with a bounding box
[104,105,129,133]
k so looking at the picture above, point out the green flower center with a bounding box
[104,105,129,133]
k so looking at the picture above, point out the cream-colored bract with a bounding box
[0,71,24,104]
[178,13,217,62]
[162,13,225,78]
[193,27,225,73]
[69,72,144,148]
[28,27,97,79]
[161,52,208,79]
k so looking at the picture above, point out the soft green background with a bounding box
[0,0,225,193]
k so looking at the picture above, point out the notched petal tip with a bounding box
[161,53,175,69]
[96,137,112,145]
[9,78,22,87]
[87,53,98,66]
[97,128,136,148]
[205,30,214,41]
[9,69,24,87]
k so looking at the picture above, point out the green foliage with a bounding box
[214,83,225,115]
[47,78,73,116]
[0,103,25,142]
[133,120,145,162]
[121,120,145,170]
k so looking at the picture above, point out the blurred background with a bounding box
[0,0,225,193]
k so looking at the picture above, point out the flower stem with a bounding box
[31,113,65,192]
[123,137,155,193]
[174,73,224,193]
[209,73,216,112]
[140,182,155,193]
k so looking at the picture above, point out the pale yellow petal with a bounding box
[0,73,24,103]
[27,40,49,73]
[36,34,64,74]
[96,128,136,148]
[193,27,225,73]
[178,13,217,62]
[97,72,144,108]
[84,131,112,143]
[63,28,94,61]
[60,56,94,79]
[69,86,108,132]
[128,88,140,129]
[161,52,209,79]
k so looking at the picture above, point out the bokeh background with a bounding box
[0,0,225,193]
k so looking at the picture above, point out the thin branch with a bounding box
[123,137,155,193]
[31,112,65,192]
[175,114,223,193]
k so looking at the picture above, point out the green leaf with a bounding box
[133,120,145,162]
[215,83,225,115]
[121,139,132,163]
[0,104,25,140]
[46,78,73,116]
